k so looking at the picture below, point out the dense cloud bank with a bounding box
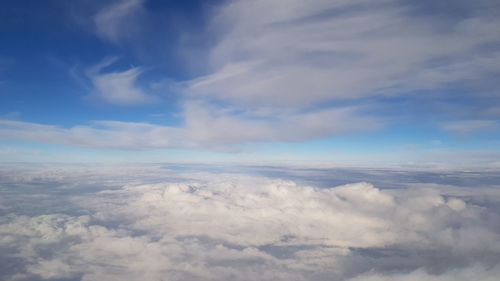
[1,165,500,280]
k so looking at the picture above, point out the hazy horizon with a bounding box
[1,0,500,280]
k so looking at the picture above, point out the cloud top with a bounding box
[1,166,499,280]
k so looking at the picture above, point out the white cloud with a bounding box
[102,178,500,253]
[183,100,379,145]
[94,0,145,43]
[442,120,498,134]
[185,0,500,109]
[1,166,500,280]
[484,106,500,117]
[0,102,378,149]
[347,265,500,281]
[0,119,182,149]
[86,57,155,105]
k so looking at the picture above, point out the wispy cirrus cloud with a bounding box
[183,100,379,145]
[185,0,500,110]
[93,0,146,43]
[0,119,182,149]
[0,103,377,149]
[442,120,498,134]
[85,57,156,105]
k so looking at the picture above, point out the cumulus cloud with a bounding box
[102,178,500,253]
[1,166,499,280]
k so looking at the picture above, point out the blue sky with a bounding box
[0,0,499,166]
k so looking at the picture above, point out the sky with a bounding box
[1,0,500,166]
[1,2,500,279]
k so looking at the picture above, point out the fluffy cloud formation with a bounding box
[1,166,499,280]
[97,177,500,252]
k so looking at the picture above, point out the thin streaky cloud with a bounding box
[85,57,156,105]
[442,120,498,134]
[93,0,146,43]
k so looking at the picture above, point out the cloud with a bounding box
[442,120,498,134]
[66,0,500,151]
[185,0,500,109]
[183,100,379,145]
[93,0,145,43]
[484,106,500,117]
[0,102,378,149]
[85,57,156,105]
[347,265,500,281]
[106,179,500,252]
[1,167,500,280]
[1,112,21,119]
[3,0,500,149]
[0,119,182,149]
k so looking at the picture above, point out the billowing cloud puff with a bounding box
[1,166,499,280]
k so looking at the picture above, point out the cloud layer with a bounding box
[1,165,499,280]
